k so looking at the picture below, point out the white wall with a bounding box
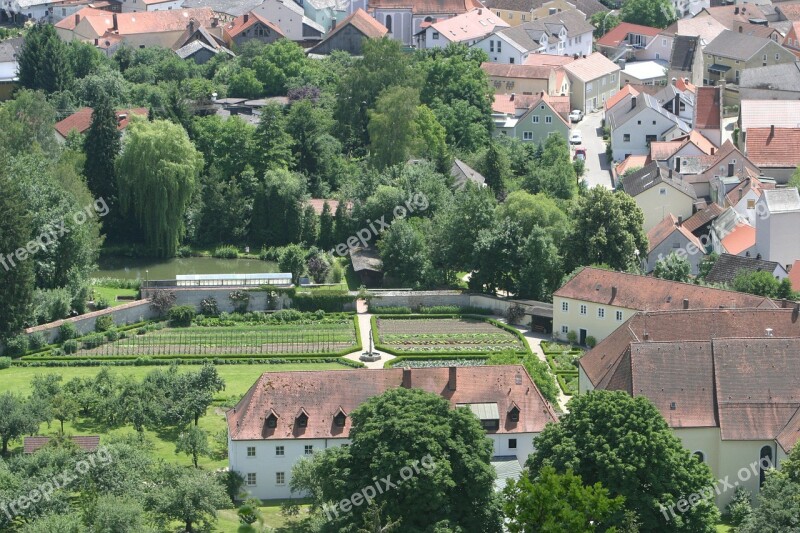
[612,108,682,161]
[472,34,526,64]
[756,208,800,269]
[552,296,631,343]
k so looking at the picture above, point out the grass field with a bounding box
[91,286,140,307]
[376,317,525,354]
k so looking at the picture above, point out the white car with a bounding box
[569,109,584,123]
[569,131,583,145]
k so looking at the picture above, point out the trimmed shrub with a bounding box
[0,356,11,369]
[28,332,47,351]
[369,306,412,314]
[200,297,219,316]
[168,305,196,327]
[213,245,239,259]
[59,322,79,342]
[63,339,79,354]
[505,303,525,324]
[81,333,105,350]
[586,335,597,348]
[566,330,578,345]
[104,329,120,342]
[229,291,250,313]
[95,314,114,332]
[5,335,29,357]
[94,296,110,310]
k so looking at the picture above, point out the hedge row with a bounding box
[8,357,365,369]
[557,373,578,396]
[383,354,489,369]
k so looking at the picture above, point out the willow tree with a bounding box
[116,118,203,257]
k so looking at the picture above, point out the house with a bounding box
[24,435,100,453]
[738,61,800,100]
[646,213,706,274]
[710,206,757,258]
[2,0,60,22]
[776,3,800,23]
[596,22,673,63]
[350,247,383,287]
[119,0,183,13]
[493,91,571,143]
[711,175,775,226]
[367,0,481,46]
[668,35,703,87]
[562,52,620,112]
[784,21,800,59]
[307,8,387,55]
[619,162,697,232]
[0,36,22,100]
[296,0,346,34]
[677,140,760,200]
[606,92,690,162]
[481,62,569,96]
[619,60,668,86]
[789,259,800,290]
[253,0,324,42]
[696,5,784,40]
[450,158,486,189]
[705,253,788,285]
[553,266,777,344]
[578,307,800,506]
[693,85,721,146]
[738,100,800,152]
[54,107,148,141]
[755,188,800,268]
[745,126,800,183]
[180,0,267,21]
[650,131,718,170]
[680,202,723,239]
[703,30,796,86]
[472,9,593,63]
[226,366,558,499]
[417,8,508,48]
[223,11,284,48]
[662,15,726,48]
[481,0,606,27]
[173,21,233,62]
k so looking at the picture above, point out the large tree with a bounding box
[17,23,71,93]
[377,218,431,287]
[739,445,800,533]
[653,252,691,282]
[368,86,422,170]
[146,464,229,533]
[565,187,648,271]
[527,391,720,531]
[0,393,40,455]
[248,169,306,247]
[620,0,677,28]
[0,174,34,339]
[116,118,203,257]
[83,96,122,238]
[0,89,58,158]
[254,103,293,173]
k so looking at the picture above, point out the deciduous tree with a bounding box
[620,0,676,28]
[653,252,691,282]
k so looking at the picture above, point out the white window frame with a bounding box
[561,301,569,312]
[561,325,569,334]
[598,308,605,319]
[580,304,587,315]
[247,446,256,457]
[276,472,285,485]
[532,115,539,123]
[246,473,257,486]
[304,445,314,455]
[616,310,623,321]
[545,116,552,123]
[523,131,533,140]
[276,445,285,456]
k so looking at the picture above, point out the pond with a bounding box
[93,256,279,281]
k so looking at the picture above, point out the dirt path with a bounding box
[343,313,395,369]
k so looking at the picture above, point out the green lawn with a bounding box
[91,286,139,307]
[216,503,312,532]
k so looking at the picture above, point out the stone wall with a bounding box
[24,300,158,344]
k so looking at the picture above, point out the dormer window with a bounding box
[296,407,309,428]
[266,412,278,428]
[333,407,347,427]
[509,406,520,422]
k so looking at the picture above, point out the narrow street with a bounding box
[573,110,613,190]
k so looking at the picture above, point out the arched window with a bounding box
[385,14,392,33]
[759,445,773,486]
[693,451,705,463]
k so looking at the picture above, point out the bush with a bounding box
[5,335,29,357]
[229,291,250,313]
[370,306,412,314]
[28,332,47,351]
[94,296,110,310]
[566,330,578,345]
[726,487,752,526]
[90,277,141,290]
[271,309,304,322]
[586,336,597,348]
[150,289,176,316]
[95,314,114,332]
[200,297,219,316]
[0,356,11,369]
[212,245,239,259]
[505,303,525,324]
[168,305,196,327]
[59,322,79,342]
[32,287,72,324]
[81,333,105,350]
[104,329,120,342]
[63,339,79,354]
[328,261,344,284]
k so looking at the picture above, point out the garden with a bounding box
[541,341,584,396]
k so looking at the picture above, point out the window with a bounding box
[759,446,773,486]
[646,134,657,144]
[247,446,256,457]
[297,413,308,428]
[508,12,513,18]
[655,53,660,60]
[637,120,642,125]
[693,451,705,463]
[763,54,767,61]
[432,31,439,40]
[561,325,569,334]
[580,304,587,315]
[662,37,667,46]
[545,116,552,123]
[611,74,616,82]
[598,308,605,319]
[532,115,539,123]
[276,472,285,485]
[246,473,257,486]
[616,310,623,321]
[275,445,284,456]
[561,301,569,312]
[602,77,606,86]
[776,53,780,60]
[481,419,499,431]
[266,414,277,428]
[304,445,314,455]
[623,134,630,142]
[509,57,514,64]
[522,14,526,20]
[497,40,502,52]
[672,242,680,248]
[490,40,494,52]
[509,438,517,449]
[652,120,656,125]
[385,14,392,32]
[586,82,593,92]
[523,131,533,140]
[509,407,519,422]
[747,199,756,209]
[334,412,346,427]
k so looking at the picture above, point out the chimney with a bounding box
[683,298,689,309]
[671,77,677,86]
[738,187,743,200]
[631,96,637,110]
[611,286,618,300]
[710,147,715,155]
[112,13,118,31]
[478,8,482,14]
[734,6,739,14]
[738,25,743,33]
[770,124,775,137]
[75,13,80,25]
[678,215,683,225]
[510,92,515,101]
[244,13,249,23]
[448,367,457,391]
[669,168,673,179]
[643,331,649,340]
[765,328,774,337]
[402,368,411,388]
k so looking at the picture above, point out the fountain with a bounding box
[360,330,381,362]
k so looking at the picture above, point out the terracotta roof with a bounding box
[481,62,556,80]
[523,53,575,66]
[115,8,217,35]
[789,260,800,291]
[24,435,100,454]
[429,8,509,42]
[555,266,777,311]
[54,107,147,138]
[226,367,558,441]
[306,198,343,216]
[596,21,661,48]
[694,86,721,130]
[562,51,620,82]
[777,3,800,21]
[647,213,703,254]
[681,203,724,233]
[54,6,108,30]
[614,154,650,177]
[777,407,800,453]
[675,77,696,93]
[581,307,800,389]
[604,83,638,111]
[685,130,716,155]
[724,175,773,206]
[324,8,388,44]
[224,11,284,39]
[491,93,542,114]
[745,127,800,168]
[720,223,756,255]
[706,253,785,285]
[620,162,696,199]
[701,5,770,30]
[368,0,481,15]
[649,141,683,161]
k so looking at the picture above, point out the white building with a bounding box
[417,8,508,49]
[755,188,800,270]
[226,366,558,500]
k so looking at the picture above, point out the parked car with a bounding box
[574,147,587,161]
[569,109,584,123]
[569,131,583,145]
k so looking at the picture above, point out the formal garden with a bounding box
[541,341,583,396]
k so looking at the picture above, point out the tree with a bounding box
[279,244,307,285]
[17,23,71,93]
[228,67,263,98]
[590,11,621,38]
[176,426,211,468]
[524,134,577,200]
[504,466,625,532]
[84,495,153,533]
[318,201,335,251]
[498,191,570,246]
[285,99,335,183]
[368,86,422,170]
[116,118,203,257]
[698,252,718,280]
[738,445,800,533]
[377,219,431,287]
[789,165,800,190]
[414,105,450,173]
[482,141,510,195]
[50,392,80,434]
[300,204,319,245]
[527,391,719,531]
[620,0,677,28]
[0,174,34,340]
[653,252,691,282]
[248,169,306,247]
[732,270,780,297]
[252,39,309,96]
[0,393,40,455]
[0,89,58,158]
[83,96,122,238]
[254,103,293,173]
[146,464,229,533]
[565,188,648,272]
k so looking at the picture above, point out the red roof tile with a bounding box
[54,107,148,138]
[596,22,661,48]
[694,86,721,130]
[523,53,575,67]
[24,435,100,454]
[481,62,557,80]
[647,213,703,253]
[227,367,558,441]
[224,11,284,39]
[720,222,755,255]
[115,8,217,35]
[789,260,800,291]
[368,0,481,15]
[604,84,638,111]
[745,127,800,168]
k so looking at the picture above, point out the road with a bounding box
[572,110,613,190]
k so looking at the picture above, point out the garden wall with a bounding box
[142,287,357,313]
[24,300,158,344]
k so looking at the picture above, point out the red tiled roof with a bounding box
[720,222,755,255]
[604,84,638,111]
[724,175,773,206]
[789,260,800,291]
[777,4,800,22]
[694,86,721,130]
[24,435,100,454]
[317,8,388,44]
[227,367,558,441]
[745,127,800,168]
[555,266,776,311]
[649,141,682,161]
[306,198,350,215]
[54,7,108,30]
[675,77,696,93]
[681,202,723,233]
[596,22,661,48]
[54,107,148,138]
[224,11,284,39]
[368,0,481,15]
[429,8,508,42]
[115,8,217,35]
[481,62,556,80]
[647,213,703,253]
[523,53,575,66]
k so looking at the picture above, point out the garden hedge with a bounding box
[383,354,489,368]
[9,356,364,369]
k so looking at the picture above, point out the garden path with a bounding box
[343,313,395,369]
